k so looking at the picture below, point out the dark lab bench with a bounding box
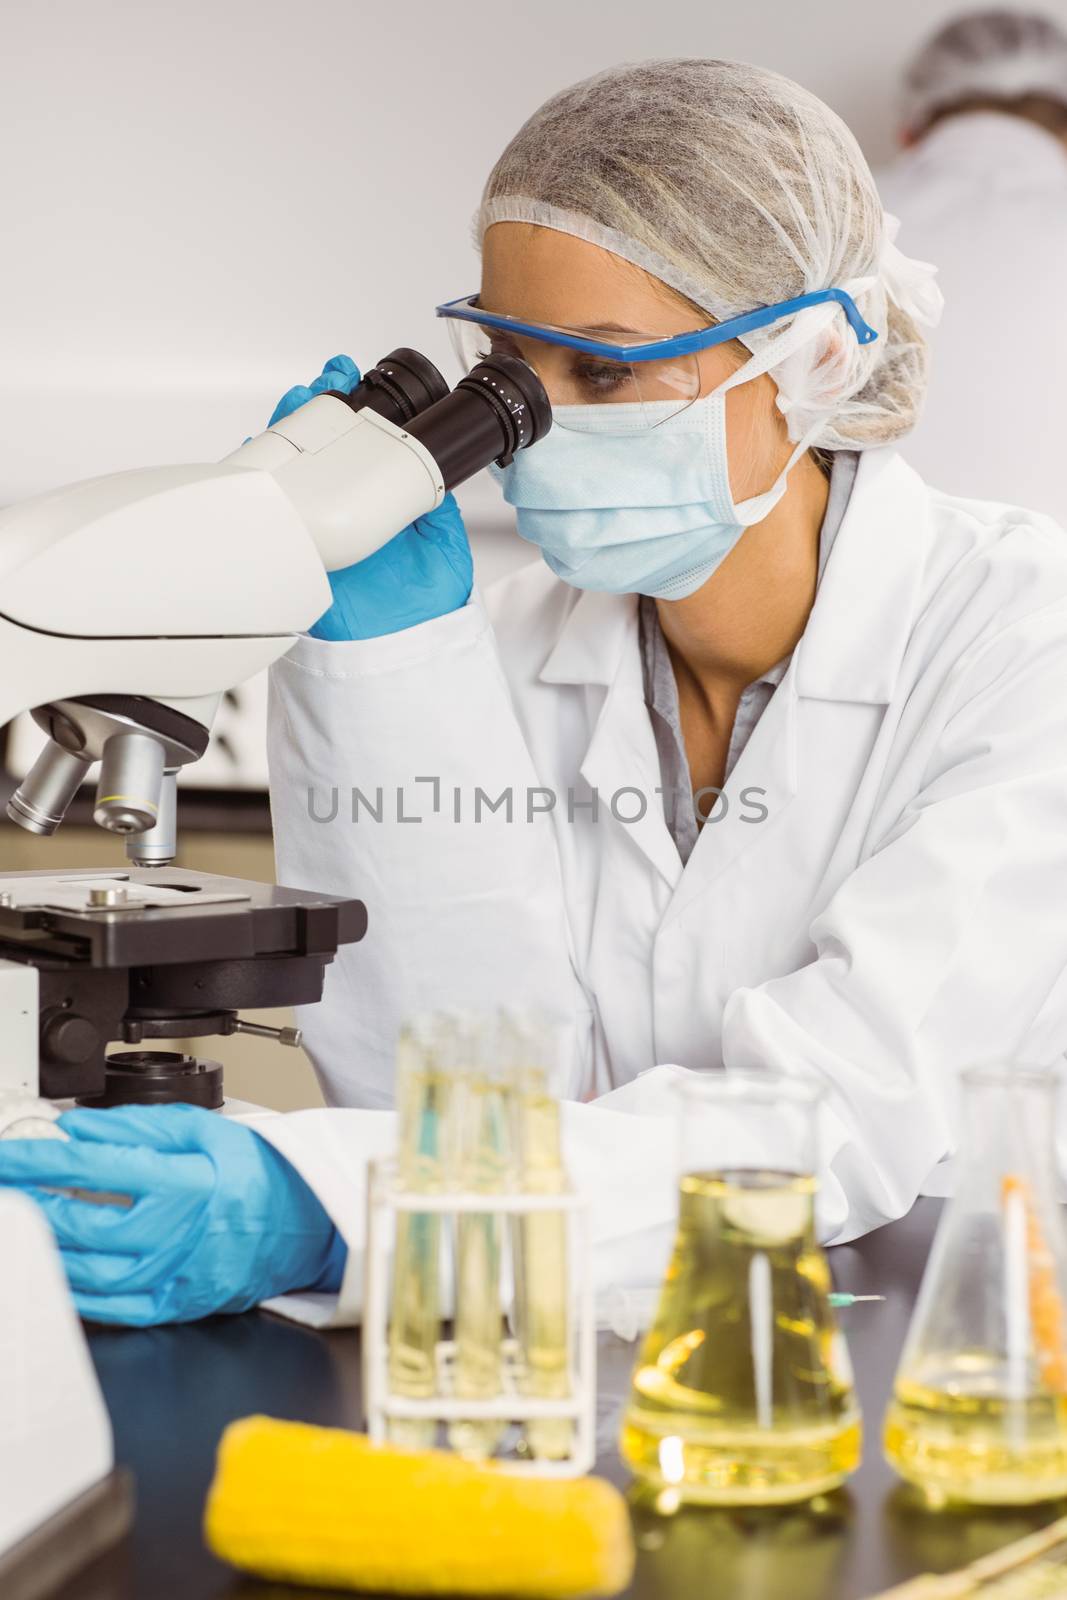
[58,1199,1066,1600]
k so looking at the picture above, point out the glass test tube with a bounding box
[387,1021,449,1449]
[507,1013,574,1461]
[449,1013,512,1458]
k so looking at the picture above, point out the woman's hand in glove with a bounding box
[270,357,473,640]
[0,1104,346,1326]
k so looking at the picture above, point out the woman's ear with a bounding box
[774,328,851,432]
[812,329,848,390]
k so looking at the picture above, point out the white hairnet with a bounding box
[901,10,1067,132]
[476,59,942,452]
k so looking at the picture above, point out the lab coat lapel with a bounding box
[794,450,928,705]
[540,590,683,891]
[663,448,930,925]
[579,677,686,892]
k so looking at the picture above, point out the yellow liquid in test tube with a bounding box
[884,1365,1067,1505]
[621,1170,860,1505]
[450,1070,511,1459]
[388,1054,449,1450]
[513,1082,573,1461]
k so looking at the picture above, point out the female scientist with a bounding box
[4,59,1067,1327]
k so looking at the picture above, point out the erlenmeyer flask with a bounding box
[620,1072,861,1505]
[885,1064,1067,1505]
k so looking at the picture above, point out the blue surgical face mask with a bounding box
[490,374,811,600]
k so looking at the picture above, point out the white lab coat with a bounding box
[253,448,1067,1324]
[878,112,1067,525]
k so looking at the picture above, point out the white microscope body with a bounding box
[0,396,448,839]
[0,398,448,713]
[0,345,544,862]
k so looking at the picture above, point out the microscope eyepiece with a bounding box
[407,354,552,489]
[327,348,450,428]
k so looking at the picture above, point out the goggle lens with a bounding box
[445,313,700,432]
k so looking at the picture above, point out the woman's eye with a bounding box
[475,329,523,362]
[573,359,635,398]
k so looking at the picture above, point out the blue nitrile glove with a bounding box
[0,1104,346,1326]
[268,352,365,425]
[270,357,473,640]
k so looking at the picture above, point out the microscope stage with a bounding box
[0,866,367,968]
[0,872,249,912]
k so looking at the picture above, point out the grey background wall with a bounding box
[2,0,1064,1108]
[5,0,1065,509]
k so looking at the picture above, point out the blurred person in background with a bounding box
[879,9,1067,519]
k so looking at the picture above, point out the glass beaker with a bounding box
[884,1064,1067,1505]
[619,1072,861,1505]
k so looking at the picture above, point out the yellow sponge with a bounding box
[204,1416,635,1598]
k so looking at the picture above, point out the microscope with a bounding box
[0,348,551,1110]
[0,347,552,1599]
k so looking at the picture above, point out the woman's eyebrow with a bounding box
[485,315,642,336]
[482,313,673,340]
[583,322,700,341]
[477,303,643,337]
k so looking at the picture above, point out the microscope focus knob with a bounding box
[42,1012,100,1066]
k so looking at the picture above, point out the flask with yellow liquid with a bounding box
[885,1064,1067,1506]
[620,1072,861,1505]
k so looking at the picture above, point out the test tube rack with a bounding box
[363,1160,596,1477]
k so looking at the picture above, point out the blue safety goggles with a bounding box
[436,288,877,430]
